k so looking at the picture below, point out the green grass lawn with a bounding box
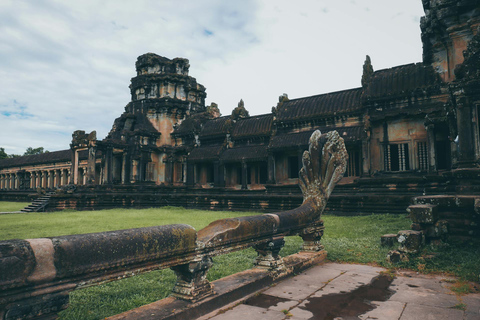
[0,201,30,212]
[0,207,478,320]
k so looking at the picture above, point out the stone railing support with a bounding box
[300,220,325,252]
[171,255,215,302]
[254,237,286,275]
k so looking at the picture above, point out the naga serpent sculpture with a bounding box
[0,129,347,319]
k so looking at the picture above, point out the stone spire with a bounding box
[361,55,374,88]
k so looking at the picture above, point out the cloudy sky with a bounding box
[0,0,425,155]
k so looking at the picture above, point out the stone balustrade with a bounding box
[0,130,347,319]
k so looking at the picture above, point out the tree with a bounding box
[23,147,49,156]
[0,148,8,159]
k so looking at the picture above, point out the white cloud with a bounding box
[0,0,425,155]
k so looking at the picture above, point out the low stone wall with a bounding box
[38,174,449,215]
[0,191,35,203]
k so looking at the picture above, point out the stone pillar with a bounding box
[456,97,475,167]
[214,160,225,188]
[0,174,4,189]
[82,169,87,185]
[165,157,174,185]
[267,153,275,184]
[70,149,77,184]
[426,124,437,172]
[362,132,371,176]
[53,169,62,188]
[50,171,55,189]
[15,173,19,189]
[122,153,131,184]
[104,147,113,184]
[186,161,194,187]
[241,160,247,190]
[297,148,303,178]
[87,142,97,185]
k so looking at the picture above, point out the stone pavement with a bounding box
[200,262,480,320]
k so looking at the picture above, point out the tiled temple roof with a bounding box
[221,145,268,162]
[199,116,230,138]
[269,126,364,150]
[188,144,224,161]
[0,149,89,169]
[173,113,212,137]
[107,112,160,141]
[364,63,441,99]
[231,114,273,139]
[275,88,363,123]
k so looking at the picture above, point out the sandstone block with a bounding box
[381,234,397,247]
[397,230,424,253]
[407,204,438,224]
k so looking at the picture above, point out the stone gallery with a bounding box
[1,1,480,239]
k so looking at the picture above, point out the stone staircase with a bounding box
[21,193,54,212]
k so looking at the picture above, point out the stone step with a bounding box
[406,204,438,224]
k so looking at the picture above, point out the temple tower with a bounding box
[421,0,480,82]
[128,53,207,147]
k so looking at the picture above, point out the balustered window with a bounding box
[384,143,410,171]
[417,141,428,171]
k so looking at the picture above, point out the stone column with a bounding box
[241,160,247,190]
[362,132,371,176]
[298,148,303,178]
[122,153,131,184]
[50,171,55,189]
[71,149,78,184]
[14,173,19,189]
[53,169,61,188]
[267,152,275,184]
[214,160,225,188]
[0,174,4,189]
[103,147,113,184]
[165,157,174,185]
[426,124,437,172]
[186,161,194,187]
[87,142,97,185]
[456,97,475,167]
[82,168,87,185]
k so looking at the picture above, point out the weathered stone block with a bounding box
[397,230,424,253]
[411,223,422,231]
[474,198,480,216]
[386,250,408,263]
[381,234,397,247]
[407,204,438,224]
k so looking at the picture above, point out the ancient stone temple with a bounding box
[1,1,480,238]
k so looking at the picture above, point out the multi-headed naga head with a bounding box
[299,130,348,211]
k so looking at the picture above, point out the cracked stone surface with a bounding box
[206,262,480,320]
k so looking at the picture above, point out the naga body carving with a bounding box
[0,130,347,319]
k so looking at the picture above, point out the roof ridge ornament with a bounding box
[361,55,374,88]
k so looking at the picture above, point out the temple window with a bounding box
[288,155,299,179]
[346,149,360,177]
[417,141,428,171]
[384,143,409,171]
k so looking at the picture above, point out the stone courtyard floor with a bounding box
[199,262,480,320]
